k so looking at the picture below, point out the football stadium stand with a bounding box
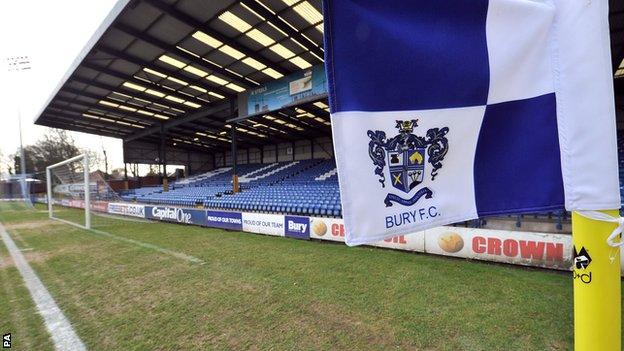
[120,159,341,217]
[114,134,624,227]
[30,0,623,234]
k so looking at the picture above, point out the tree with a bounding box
[146,164,159,177]
[9,129,85,179]
[130,163,137,178]
[102,149,109,175]
[13,149,36,175]
[83,150,102,174]
[110,167,125,180]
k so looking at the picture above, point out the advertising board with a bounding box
[145,206,206,225]
[309,217,345,242]
[242,213,285,236]
[309,217,424,250]
[369,232,425,252]
[95,204,624,274]
[284,216,310,240]
[90,201,109,213]
[246,64,327,114]
[69,200,84,209]
[206,210,243,230]
[107,202,146,218]
[424,226,572,270]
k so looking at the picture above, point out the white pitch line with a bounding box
[87,228,205,264]
[92,212,151,223]
[50,217,203,264]
[0,222,87,351]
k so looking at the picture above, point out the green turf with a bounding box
[0,202,618,350]
[0,202,54,351]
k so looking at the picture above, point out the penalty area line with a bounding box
[92,212,151,223]
[0,222,87,351]
[50,217,204,264]
[88,228,205,265]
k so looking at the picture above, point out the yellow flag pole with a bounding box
[572,210,621,351]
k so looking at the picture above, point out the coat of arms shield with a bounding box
[387,148,425,193]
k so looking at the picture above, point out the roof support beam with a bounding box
[284,105,331,130]
[48,101,151,127]
[168,129,234,148]
[70,75,196,112]
[191,119,290,144]
[124,101,232,142]
[44,116,129,136]
[151,124,234,150]
[52,96,160,125]
[80,61,205,108]
[39,119,128,139]
[205,115,290,142]
[243,116,311,139]
[169,115,269,145]
[70,77,178,112]
[141,132,225,152]
[169,123,265,147]
[60,86,167,121]
[139,0,288,77]
[43,112,137,134]
[280,110,330,134]
[165,127,240,149]
[160,140,226,153]
[231,124,238,178]
[95,45,234,100]
[239,0,324,60]
[114,22,251,88]
[170,141,227,154]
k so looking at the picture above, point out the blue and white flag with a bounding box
[324,0,619,245]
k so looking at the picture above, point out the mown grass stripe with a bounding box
[0,222,87,351]
[87,228,205,264]
[51,214,204,264]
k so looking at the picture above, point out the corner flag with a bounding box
[324,0,619,246]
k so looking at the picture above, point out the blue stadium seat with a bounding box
[124,159,343,218]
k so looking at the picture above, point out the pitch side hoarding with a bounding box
[145,206,206,225]
[425,226,572,270]
[284,216,310,240]
[242,213,285,236]
[206,210,243,230]
[309,217,345,242]
[309,217,424,250]
[107,202,146,218]
[90,201,109,213]
[369,232,425,252]
[91,205,624,273]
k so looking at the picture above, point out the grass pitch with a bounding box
[0,202,614,350]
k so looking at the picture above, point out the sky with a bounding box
[0,0,124,175]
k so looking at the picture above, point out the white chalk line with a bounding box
[88,227,205,264]
[0,222,87,351]
[50,217,203,264]
[92,211,151,223]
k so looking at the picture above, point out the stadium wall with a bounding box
[125,137,335,171]
[124,141,215,175]
[37,197,620,274]
[219,136,334,167]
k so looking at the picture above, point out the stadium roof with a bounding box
[35,0,624,153]
[34,0,328,153]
